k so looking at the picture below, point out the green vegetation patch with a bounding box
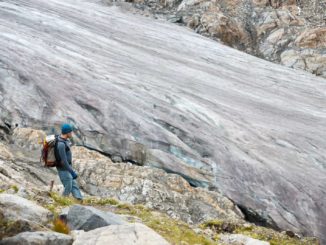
[236,225,319,245]
[83,197,119,206]
[200,219,319,245]
[116,203,214,245]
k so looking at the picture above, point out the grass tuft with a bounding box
[83,197,119,206]
[200,219,239,233]
[49,192,76,206]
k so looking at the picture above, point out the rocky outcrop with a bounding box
[0,232,73,245]
[0,0,325,242]
[0,130,320,244]
[72,223,170,245]
[67,205,127,231]
[73,146,243,225]
[0,129,243,227]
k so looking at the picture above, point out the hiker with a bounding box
[56,123,83,201]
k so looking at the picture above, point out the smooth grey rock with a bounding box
[111,155,123,163]
[219,234,270,245]
[72,223,170,245]
[0,194,53,225]
[0,0,325,242]
[67,205,126,231]
[60,207,70,217]
[0,231,73,245]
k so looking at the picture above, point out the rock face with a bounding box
[0,0,325,242]
[0,129,243,227]
[67,205,127,231]
[119,0,326,78]
[73,146,243,225]
[0,232,73,245]
[72,223,170,245]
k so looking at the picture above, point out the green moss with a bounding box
[200,219,239,233]
[199,220,319,245]
[0,189,4,193]
[117,203,133,210]
[10,185,19,193]
[45,193,213,244]
[236,225,319,245]
[116,204,213,245]
[83,197,119,206]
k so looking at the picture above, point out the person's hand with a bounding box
[71,171,78,179]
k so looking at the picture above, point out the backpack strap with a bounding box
[54,135,61,165]
[54,136,70,166]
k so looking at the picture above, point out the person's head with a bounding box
[61,123,73,139]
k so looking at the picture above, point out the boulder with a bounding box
[72,223,170,245]
[0,194,53,225]
[219,234,270,245]
[67,205,126,231]
[0,231,73,245]
[0,194,53,239]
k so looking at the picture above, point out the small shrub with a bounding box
[53,218,70,234]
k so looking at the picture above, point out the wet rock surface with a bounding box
[0,0,325,242]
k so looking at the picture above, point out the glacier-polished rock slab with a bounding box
[0,0,325,242]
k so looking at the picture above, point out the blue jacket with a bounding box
[56,137,74,174]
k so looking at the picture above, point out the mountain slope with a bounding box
[0,0,325,242]
[117,0,326,78]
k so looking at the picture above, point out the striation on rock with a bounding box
[0,0,325,242]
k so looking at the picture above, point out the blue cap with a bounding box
[61,123,73,134]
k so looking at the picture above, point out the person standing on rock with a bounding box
[56,123,83,201]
